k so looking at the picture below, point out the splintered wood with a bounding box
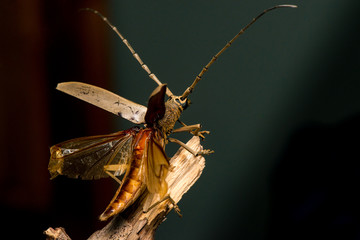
[45,136,206,240]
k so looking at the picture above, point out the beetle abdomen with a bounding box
[99,130,151,221]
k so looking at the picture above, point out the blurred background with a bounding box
[1,0,360,239]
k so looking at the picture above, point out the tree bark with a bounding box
[45,136,206,240]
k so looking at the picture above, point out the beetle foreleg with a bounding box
[174,121,210,139]
[173,123,201,133]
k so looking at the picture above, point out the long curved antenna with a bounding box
[181,4,297,99]
[82,8,174,97]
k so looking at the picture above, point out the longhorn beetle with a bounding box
[48,4,297,221]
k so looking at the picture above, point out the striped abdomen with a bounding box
[99,129,151,221]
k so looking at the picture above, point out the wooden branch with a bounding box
[44,228,71,240]
[45,136,206,240]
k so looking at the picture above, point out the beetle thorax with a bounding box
[156,96,186,135]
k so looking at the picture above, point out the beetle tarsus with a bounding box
[196,149,214,156]
[192,129,210,140]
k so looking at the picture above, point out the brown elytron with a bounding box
[49,5,297,221]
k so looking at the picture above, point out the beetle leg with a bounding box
[174,121,210,139]
[143,195,182,217]
[168,137,214,156]
[173,123,201,133]
[104,170,122,185]
[104,164,124,185]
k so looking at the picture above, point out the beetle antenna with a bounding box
[181,4,297,99]
[81,8,174,97]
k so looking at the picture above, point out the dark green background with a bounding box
[1,0,359,239]
[106,1,360,239]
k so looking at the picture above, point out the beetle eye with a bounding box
[175,98,189,110]
[175,98,181,105]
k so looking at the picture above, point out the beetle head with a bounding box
[170,95,190,111]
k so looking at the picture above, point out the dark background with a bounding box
[1,0,360,239]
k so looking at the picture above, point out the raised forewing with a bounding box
[49,128,139,180]
[56,82,147,124]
